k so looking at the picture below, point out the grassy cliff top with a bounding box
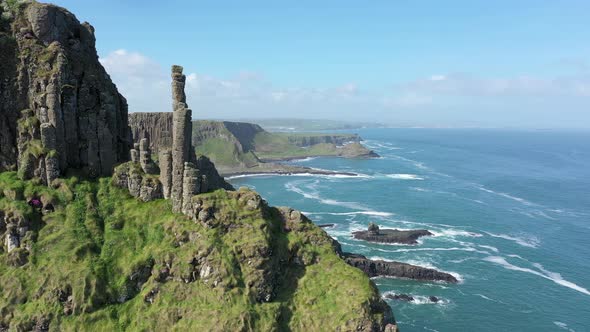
[0,171,392,331]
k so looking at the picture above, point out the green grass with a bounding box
[0,172,389,330]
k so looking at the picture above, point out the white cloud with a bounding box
[99,49,590,127]
[100,49,169,113]
[396,73,590,98]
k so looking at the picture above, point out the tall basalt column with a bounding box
[159,150,172,199]
[171,65,187,106]
[170,65,193,213]
[40,123,59,184]
[139,137,158,174]
[182,162,201,216]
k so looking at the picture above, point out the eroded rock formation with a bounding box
[0,1,131,183]
[343,253,458,283]
[114,66,232,207]
[353,224,433,245]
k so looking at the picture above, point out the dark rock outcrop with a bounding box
[353,224,433,245]
[0,1,130,182]
[342,253,458,283]
[385,293,414,302]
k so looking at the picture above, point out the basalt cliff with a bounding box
[0,0,130,181]
[0,2,397,331]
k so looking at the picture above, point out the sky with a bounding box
[51,0,590,128]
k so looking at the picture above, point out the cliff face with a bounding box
[0,1,130,182]
[128,112,173,154]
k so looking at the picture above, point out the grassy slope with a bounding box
[252,132,344,160]
[0,172,388,331]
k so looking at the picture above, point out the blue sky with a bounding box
[51,0,590,127]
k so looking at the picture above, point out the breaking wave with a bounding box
[484,232,540,248]
[483,256,590,296]
[386,174,425,180]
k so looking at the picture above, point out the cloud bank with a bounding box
[100,49,590,128]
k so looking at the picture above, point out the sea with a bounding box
[228,128,590,332]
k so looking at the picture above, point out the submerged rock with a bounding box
[385,293,414,302]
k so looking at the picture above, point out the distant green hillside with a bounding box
[192,121,378,175]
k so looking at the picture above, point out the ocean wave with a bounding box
[430,229,482,238]
[410,187,431,192]
[476,185,536,206]
[553,321,576,332]
[474,293,508,305]
[363,140,403,151]
[227,171,367,180]
[385,246,491,255]
[484,232,540,248]
[386,173,425,180]
[289,157,317,162]
[285,181,369,210]
[483,256,590,296]
[449,257,476,264]
[478,245,500,253]
[304,211,394,217]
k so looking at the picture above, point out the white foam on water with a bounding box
[507,254,524,259]
[484,232,540,248]
[478,245,500,253]
[410,187,431,192]
[382,291,450,306]
[386,246,491,255]
[483,256,590,296]
[431,229,482,238]
[227,171,368,180]
[285,181,368,210]
[476,185,536,206]
[553,321,576,332]
[412,295,450,305]
[305,211,394,217]
[449,257,476,264]
[386,173,425,180]
[474,293,508,305]
[289,157,317,162]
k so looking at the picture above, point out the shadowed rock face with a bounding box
[353,228,433,245]
[0,2,130,181]
[128,112,173,154]
[342,253,458,283]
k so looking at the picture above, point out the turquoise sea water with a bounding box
[229,128,590,332]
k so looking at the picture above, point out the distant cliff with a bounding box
[127,118,378,176]
[0,1,130,182]
[286,133,361,147]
